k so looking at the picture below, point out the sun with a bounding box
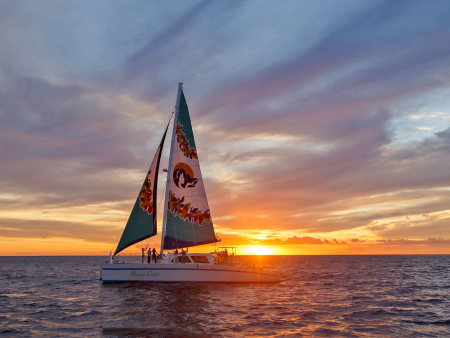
[245,245,273,255]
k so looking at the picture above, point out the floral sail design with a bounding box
[139,170,154,215]
[176,121,198,159]
[168,190,211,225]
[164,90,218,250]
[114,123,169,257]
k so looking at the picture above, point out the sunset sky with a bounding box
[1,0,450,255]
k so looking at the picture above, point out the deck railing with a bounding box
[109,251,256,267]
[113,253,160,264]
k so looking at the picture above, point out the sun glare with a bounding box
[244,245,273,255]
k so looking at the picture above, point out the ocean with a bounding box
[1,255,449,337]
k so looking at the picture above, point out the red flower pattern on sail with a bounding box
[167,190,211,225]
[176,121,198,159]
[139,170,153,215]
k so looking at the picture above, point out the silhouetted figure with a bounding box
[141,248,145,263]
[174,249,178,264]
[147,248,151,263]
[152,248,157,264]
[181,248,186,264]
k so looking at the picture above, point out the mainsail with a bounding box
[114,123,169,257]
[163,87,218,249]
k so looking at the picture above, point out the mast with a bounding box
[160,82,183,256]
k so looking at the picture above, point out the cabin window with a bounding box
[178,256,192,263]
[171,256,192,263]
[190,255,210,264]
[217,254,230,264]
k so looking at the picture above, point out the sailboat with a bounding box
[100,83,279,283]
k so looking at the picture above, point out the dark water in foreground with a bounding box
[1,255,449,337]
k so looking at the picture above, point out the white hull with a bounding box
[100,263,279,283]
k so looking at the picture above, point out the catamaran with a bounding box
[100,83,279,283]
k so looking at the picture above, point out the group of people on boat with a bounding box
[141,247,158,264]
[172,248,188,264]
[140,247,190,264]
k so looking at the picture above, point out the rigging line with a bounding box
[172,164,180,250]
[188,159,196,247]
[173,200,179,250]
[160,112,176,256]
[110,221,125,254]
[156,183,166,236]
[145,183,166,248]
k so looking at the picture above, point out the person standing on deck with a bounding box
[141,248,145,263]
[174,249,178,264]
[147,248,151,263]
[181,248,186,264]
[152,248,157,264]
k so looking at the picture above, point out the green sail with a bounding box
[114,123,168,257]
[163,90,218,249]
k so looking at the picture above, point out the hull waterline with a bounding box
[100,263,279,283]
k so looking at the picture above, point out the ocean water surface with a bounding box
[1,255,449,337]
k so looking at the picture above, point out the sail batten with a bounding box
[163,88,218,250]
[113,122,169,257]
